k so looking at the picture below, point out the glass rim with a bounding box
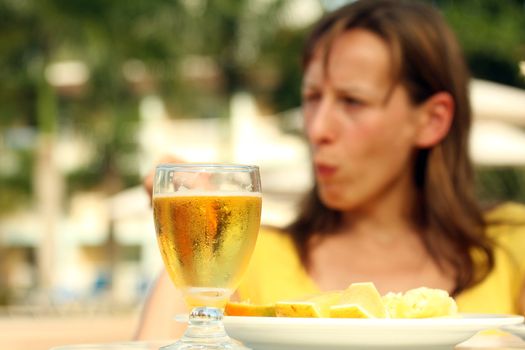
[155,163,260,172]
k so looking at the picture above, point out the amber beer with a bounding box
[153,192,262,307]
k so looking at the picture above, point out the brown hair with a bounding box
[288,0,494,296]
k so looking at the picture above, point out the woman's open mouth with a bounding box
[315,163,337,179]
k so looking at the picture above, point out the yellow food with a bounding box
[336,282,388,318]
[276,291,342,317]
[224,301,276,316]
[330,304,374,318]
[227,283,457,319]
[275,301,324,317]
[382,287,458,318]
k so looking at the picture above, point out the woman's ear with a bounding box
[414,92,454,148]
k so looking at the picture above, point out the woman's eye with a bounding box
[303,93,321,103]
[341,96,362,107]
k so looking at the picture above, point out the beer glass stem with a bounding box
[161,307,248,350]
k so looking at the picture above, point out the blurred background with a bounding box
[0,0,524,348]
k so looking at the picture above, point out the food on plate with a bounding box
[224,301,276,316]
[330,282,388,318]
[275,291,342,317]
[382,286,458,318]
[225,282,458,319]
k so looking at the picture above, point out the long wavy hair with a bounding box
[287,0,494,296]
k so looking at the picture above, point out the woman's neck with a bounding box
[338,169,419,240]
[308,214,455,294]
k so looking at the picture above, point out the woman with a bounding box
[136,0,525,339]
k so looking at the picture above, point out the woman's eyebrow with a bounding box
[336,79,393,98]
[301,81,320,91]
[333,83,372,96]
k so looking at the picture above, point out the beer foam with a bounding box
[154,191,262,198]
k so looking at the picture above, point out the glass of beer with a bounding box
[152,163,262,350]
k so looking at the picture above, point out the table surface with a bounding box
[47,333,525,350]
[456,332,525,349]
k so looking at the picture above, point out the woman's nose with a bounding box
[305,97,338,146]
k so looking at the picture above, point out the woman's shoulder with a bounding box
[257,225,295,246]
[484,201,525,272]
[252,226,298,260]
[457,202,525,314]
[238,226,318,303]
[485,202,525,244]
[485,201,525,226]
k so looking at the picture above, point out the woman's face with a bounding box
[302,29,423,211]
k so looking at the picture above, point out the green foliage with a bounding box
[432,0,525,87]
[0,149,33,214]
[476,166,525,205]
[0,0,524,213]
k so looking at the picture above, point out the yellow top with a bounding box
[237,202,525,314]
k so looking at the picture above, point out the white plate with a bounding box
[224,314,524,350]
[502,323,525,340]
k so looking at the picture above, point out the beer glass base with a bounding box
[160,341,249,350]
[160,307,250,350]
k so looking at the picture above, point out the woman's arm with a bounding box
[134,271,188,340]
[136,155,188,339]
[520,277,525,316]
